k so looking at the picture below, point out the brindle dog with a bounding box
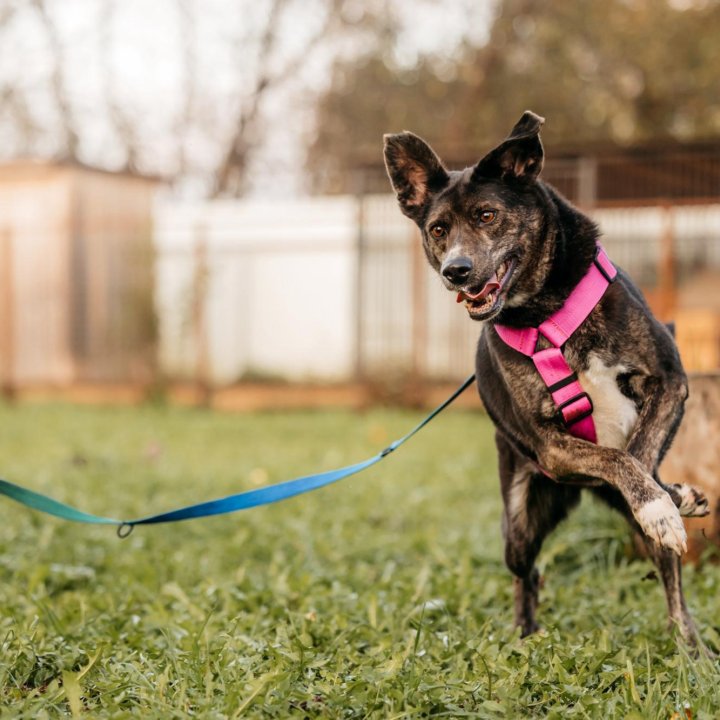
[383,111,709,644]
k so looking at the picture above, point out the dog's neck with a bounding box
[493,183,600,329]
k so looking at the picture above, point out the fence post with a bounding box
[409,225,428,405]
[354,193,366,383]
[577,156,597,210]
[658,203,677,321]
[0,228,16,400]
[192,227,212,407]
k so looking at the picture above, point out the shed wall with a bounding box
[0,167,74,384]
[0,162,157,387]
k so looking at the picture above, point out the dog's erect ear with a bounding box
[472,110,545,183]
[383,132,449,222]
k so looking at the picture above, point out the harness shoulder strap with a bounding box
[537,246,617,347]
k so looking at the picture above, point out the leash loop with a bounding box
[116,523,135,539]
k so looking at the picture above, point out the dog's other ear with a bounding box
[383,132,449,222]
[472,110,545,183]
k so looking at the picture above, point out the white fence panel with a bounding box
[154,197,720,385]
[154,197,358,384]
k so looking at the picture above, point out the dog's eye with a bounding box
[479,210,497,224]
[429,225,447,239]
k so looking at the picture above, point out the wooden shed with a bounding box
[0,160,159,389]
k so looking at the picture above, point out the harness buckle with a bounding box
[557,391,594,426]
[594,247,617,284]
[547,372,579,394]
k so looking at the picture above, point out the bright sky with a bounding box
[0,0,495,196]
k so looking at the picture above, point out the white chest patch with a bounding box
[578,354,639,449]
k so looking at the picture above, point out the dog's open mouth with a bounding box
[455,257,517,319]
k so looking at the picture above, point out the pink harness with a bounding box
[494,246,617,443]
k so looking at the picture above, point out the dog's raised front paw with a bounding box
[635,494,687,555]
[667,482,710,517]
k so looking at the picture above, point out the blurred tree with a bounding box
[0,3,41,153]
[210,0,413,196]
[307,0,720,192]
[99,0,141,173]
[30,0,80,160]
[306,55,467,193]
[0,0,388,195]
[455,0,720,147]
[212,0,362,196]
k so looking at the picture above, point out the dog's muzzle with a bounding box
[455,257,517,319]
[441,256,473,285]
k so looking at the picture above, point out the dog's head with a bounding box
[384,111,552,321]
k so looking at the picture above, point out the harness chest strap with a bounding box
[494,246,618,444]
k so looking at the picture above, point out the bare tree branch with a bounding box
[213,0,289,197]
[31,0,79,160]
[174,0,198,179]
[99,0,141,172]
[0,2,16,28]
[0,86,40,154]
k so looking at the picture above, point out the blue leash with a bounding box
[0,374,476,537]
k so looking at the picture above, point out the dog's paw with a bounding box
[635,494,687,555]
[667,483,710,517]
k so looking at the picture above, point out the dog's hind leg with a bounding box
[623,374,709,519]
[592,484,701,646]
[647,543,700,645]
[663,480,709,517]
[497,433,580,637]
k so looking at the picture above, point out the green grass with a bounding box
[0,401,718,718]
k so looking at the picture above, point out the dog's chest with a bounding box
[578,354,638,449]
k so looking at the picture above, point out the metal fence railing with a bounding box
[357,198,720,380]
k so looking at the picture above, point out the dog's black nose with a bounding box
[441,257,473,285]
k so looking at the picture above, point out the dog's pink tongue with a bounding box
[456,273,500,303]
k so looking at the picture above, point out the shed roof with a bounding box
[0,158,164,184]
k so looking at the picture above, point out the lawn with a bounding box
[0,400,718,718]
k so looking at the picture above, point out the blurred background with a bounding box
[0,0,719,409]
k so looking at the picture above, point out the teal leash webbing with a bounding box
[0,374,476,536]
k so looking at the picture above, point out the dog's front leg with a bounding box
[538,437,687,555]
[625,374,686,471]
